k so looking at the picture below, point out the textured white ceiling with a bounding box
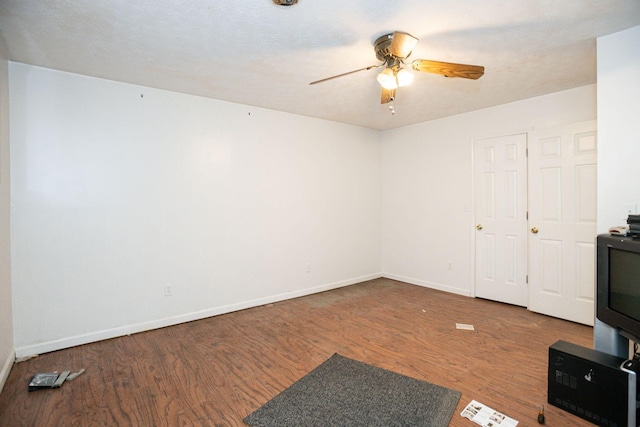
[1,0,639,130]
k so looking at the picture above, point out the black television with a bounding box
[596,234,640,344]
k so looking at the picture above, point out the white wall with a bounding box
[0,44,14,392]
[594,25,640,356]
[381,85,596,296]
[597,25,640,232]
[10,63,382,358]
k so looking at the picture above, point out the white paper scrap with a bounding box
[456,323,475,330]
[461,400,518,427]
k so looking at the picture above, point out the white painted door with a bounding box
[528,121,597,325]
[474,134,528,307]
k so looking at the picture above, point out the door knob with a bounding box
[476,224,483,230]
[531,227,539,234]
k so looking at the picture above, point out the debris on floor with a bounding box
[455,323,475,331]
[461,399,519,426]
[15,354,39,363]
[66,369,85,381]
[28,368,85,391]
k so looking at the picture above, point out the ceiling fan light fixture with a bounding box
[376,67,398,89]
[377,67,413,90]
[396,68,414,87]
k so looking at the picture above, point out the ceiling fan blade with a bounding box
[309,64,382,85]
[381,87,396,104]
[389,32,418,59]
[410,60,485,80]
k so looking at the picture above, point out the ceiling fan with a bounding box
[310,31,484,104]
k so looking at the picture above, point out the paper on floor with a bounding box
[456,323,475,330]
[461,400,518,426]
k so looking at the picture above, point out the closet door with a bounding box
[474,133,528,306]
[528,121,597,325]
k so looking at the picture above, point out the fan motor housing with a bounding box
[374,33,415,63]
[374,34,395,61]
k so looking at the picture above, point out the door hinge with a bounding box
[526,275,529,284]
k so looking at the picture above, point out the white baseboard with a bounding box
[0,348,15,394]
[14,273,382,359]
[382,273,473,297]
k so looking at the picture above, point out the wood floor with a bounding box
[0,278,595,426]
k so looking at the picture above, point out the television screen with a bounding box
[609,248,640,322]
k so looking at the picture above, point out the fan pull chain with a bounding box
[388,103,395,115]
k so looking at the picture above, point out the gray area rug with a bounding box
[244,353,461,427]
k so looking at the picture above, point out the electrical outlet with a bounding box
[164,285,174,297]
[448,262,453,271]
[306,263,311,273]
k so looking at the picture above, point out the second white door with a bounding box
[528,121,597,325]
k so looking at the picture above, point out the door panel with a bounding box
[474,134,528,306]
[540,239,561,294]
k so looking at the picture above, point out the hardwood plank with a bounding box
[0,279,595,426]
